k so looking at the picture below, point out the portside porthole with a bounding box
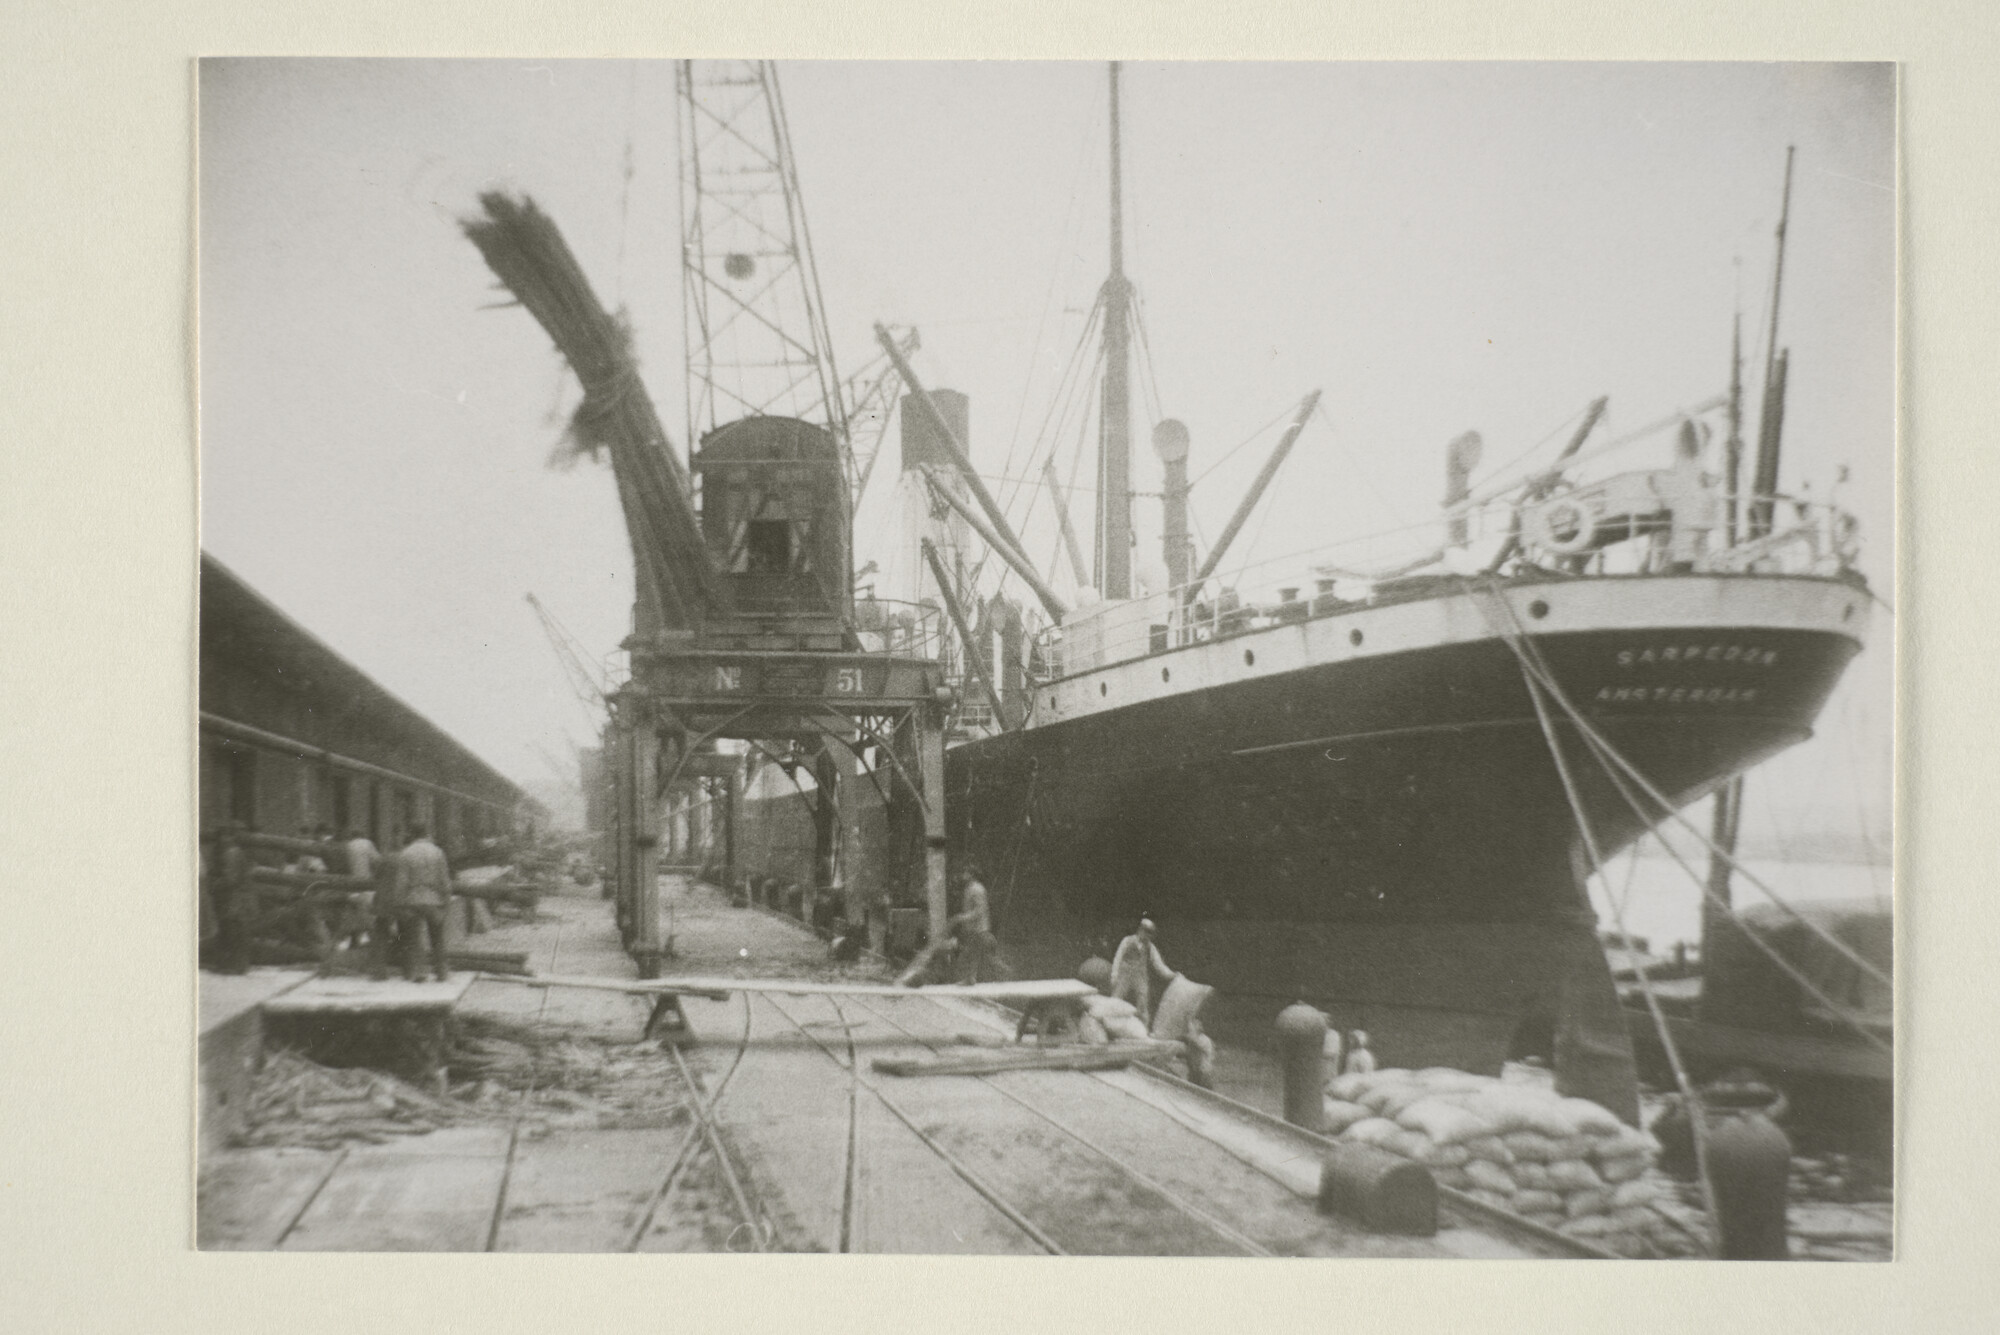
[1099,682,1108,697]
[1349,628,1364,647]
[1049,695,1057,709]
[1529,599,1550,620]
[1244,650,1255,666]
[1161,668,1171,683]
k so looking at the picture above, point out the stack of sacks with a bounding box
[1322,1067,1672,1255]
[1078,993,1150,1044]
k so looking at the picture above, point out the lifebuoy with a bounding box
[1521,494,1600,554]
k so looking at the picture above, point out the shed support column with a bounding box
[921,704,949,946]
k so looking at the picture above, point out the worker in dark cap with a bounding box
[1110,916,1175,1024]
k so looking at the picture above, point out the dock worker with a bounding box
[206,823,255,975]
[334,826,381,949]
[375,824,452,983]
[949,865,1008,984]
[1341,1030,1377,1076]
[1110,917,1175,1023]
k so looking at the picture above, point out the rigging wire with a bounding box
[1487,587,1895,1007]
[999,97,1108,492]
[1511,647,1719,1255]
[1188,400,1298,489]
[1314,398,1416,532]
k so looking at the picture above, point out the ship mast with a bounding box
[1095,61,1134,601]
[1703,147,1794,981]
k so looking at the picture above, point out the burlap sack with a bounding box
[1148,974,1214,1042]
[1511,1161,1554,1192]
[1511,1188,1563,1215]
[1328,1072,1376,1103]
[1464,1158,1515,1195]
[1558,1097,1626,1137]
[1501,1130,1590,1163]
[1411,1068,1491,1095]
[1421,1142,1472,1169]
[1563,1187,1614,1219]
[1321,1098,1372,1134]
[1395,1098,1491,1146]
[1434,1165,1474,1191]
[1344,1117,1404,1147]
[1597,1154,1648,1184]
[1083,994,1141,1020]
[1610,1177,1661,1209]
[1545,1158,1606,1193]
[1462,1135,1516,1165]
[1612,1205,1660,1232]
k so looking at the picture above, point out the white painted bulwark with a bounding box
[1033,576,1866,726]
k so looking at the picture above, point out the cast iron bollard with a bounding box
[1275,1001,1329,1132]
[1706,1099,1794,1259]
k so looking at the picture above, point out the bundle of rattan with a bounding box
[463,191,721,631]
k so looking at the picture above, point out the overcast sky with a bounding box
[198,59,1892,840]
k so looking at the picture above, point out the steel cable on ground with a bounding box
[622,992,757,1251]
[757,991,1066,1254]
[844,995,1273,1256]
[1489,587,1893,996]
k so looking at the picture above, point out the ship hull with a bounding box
[739,574,1868,1089]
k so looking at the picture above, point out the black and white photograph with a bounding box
[194,58,1893,1259]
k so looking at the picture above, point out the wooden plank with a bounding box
[492,1129,687,1252]
[280,1129,510,1252]
[873,1040,1184,1077]
[263,973,475,1015]
[199,969,313,1036]
[478,971,1094,1002]
[197,1148,341,1250]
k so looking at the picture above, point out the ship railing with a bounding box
[844,598,951,660]
[1032,488,1858,679]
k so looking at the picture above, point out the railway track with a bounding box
[761,990,1274,1255]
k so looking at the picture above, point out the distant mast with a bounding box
[1096,61,1134,601]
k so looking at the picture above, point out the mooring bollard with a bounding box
[1706,1099,1794,1259]
[1275,1001,1329,1133]
[1318,1141,1438,1236]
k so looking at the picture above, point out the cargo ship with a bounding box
[724,68,1872,1118]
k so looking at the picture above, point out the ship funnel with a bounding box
[901,388,970,474]
[1444,430,1483,546]
[1154,419,1193,588]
